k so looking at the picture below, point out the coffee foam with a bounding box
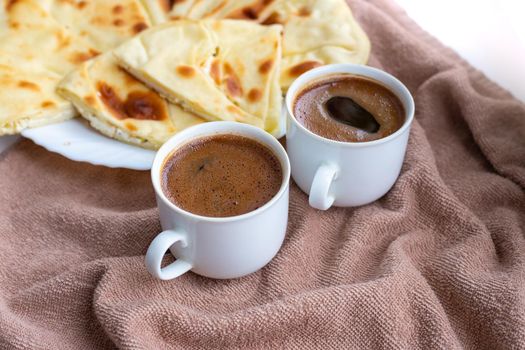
[161,134,282,217]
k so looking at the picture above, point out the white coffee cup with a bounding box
[146,121,290,280]
[285,64,415,210]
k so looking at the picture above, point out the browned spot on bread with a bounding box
[112,4,124,14]
[259,59,273,74]
[84,95,96,106]
[161,0,183,13]
[226,78,242,97]
[9,21,19,29]
[176,65,196,78]
[223,63,232,75]
[18,81,39,91]
[55,31,71,50]
[160,0,171,12]
[113,19,124,26]
[261,11,281,25]
[90,48,101,57]
[210,59,221,85]
[97,82,127,119]
[70,49,100,64]
[97,82,167,120]
[289,61,322,77]
[248,88,262,103]
[41,101,55,108]
[5,0,19,11]
[125,122,138,131]
[243,7,257,19]
[226,0,274,20]
[124,91,167,120]
[132,22,148,34]
[77,1,87,9]
[223,63,243,97]
[298,6,311,16]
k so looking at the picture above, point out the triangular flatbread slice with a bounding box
[0,55,76,134]
[0,0,90,133]
[113,20,283,132]
[163,0,370,90]
[272,0,370,89]
[0,0,101,76]
[58,52,204,149]
[0,0,153,135]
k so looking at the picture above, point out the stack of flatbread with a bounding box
[142,0,371,89]
[1,0,370,149]
[0,0,152,134]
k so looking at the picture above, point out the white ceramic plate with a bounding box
[21,118,156,170]
[20,107,287,170]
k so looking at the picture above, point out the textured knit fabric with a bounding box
[0,0,524,349]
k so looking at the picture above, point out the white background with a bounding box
[395,0,525,102]
[1,0,524,154]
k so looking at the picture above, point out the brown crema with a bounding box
[161,134,282,218]
[293,74,405,142]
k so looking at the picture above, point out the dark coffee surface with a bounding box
[293,74,405,142]
[161,134,282,217]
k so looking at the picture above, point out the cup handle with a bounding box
[309,163,337,210]
[145,229,192,280]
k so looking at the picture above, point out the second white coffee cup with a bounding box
[286,64,415,210]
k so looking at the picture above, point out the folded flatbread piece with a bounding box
[0,0,93,133]
[113,20,283,134]
[0,55,76,134]
[58,52,204,149]
[162,0,371,89]
[139,0,177,25]
[0,0,152,135]
[0,0,99,76]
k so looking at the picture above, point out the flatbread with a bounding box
[139,0,177,25]
[58,52,204,149]
[38,0,152,52]
[0,0,93,133]
[0,0,100,76]
[0,0,153,135]
[0,55,76,134]
[113,20,283,133]
[163,0,370,89]
[274,0,370,88]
